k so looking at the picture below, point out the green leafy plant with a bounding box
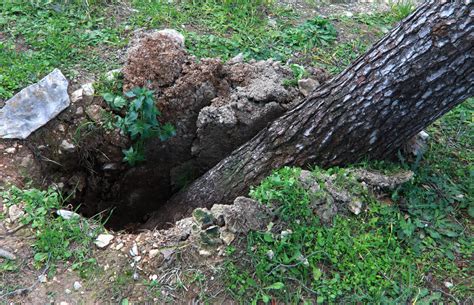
[283,64,309,87]
[102,87,175,165]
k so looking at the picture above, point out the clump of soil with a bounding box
[1,29,329,231]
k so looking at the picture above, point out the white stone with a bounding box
[130,244,139,257]
[199,249,212,257]
[73,281,82,290]
[60,140,75,152]
[94,234,114,248]
[0,69,70,139]
[220,230,235,245]
[444,281,453,288]
[38,274,47,283]
[5,147,16,154]
[148,249,160,259]
[81,83,94,97]
[71,88,83,104]
[348,200,362,215]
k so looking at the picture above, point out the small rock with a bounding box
[59,140,75,153]
[199,249,212,257]
[105,69,122,81]
[348,200,362,215]
[133,272,139,281]
[85,105,103,123]
[94,234,114,248]
[444,281,453,288]
[115,243,124,251]
[220,230,235,245]
[298,78,320,97]
[73,281,82,290]
[81,83,94,97]
[215,214,225,227]
[148,249,159,259]
[56,209,81,220]
[38,274,47,283]
[133,255,142,262]
[5,147,16,154]
[8,205,24,222]
[64,289,71,295]
[75,106,84,115]
[281,230,292,238]
[228,53,244,65]
[70,88,83,104]
[130,243,139,257]
[266,250,274,260]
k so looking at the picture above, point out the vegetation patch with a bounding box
[1,186,104,277]
[224,100,473,304]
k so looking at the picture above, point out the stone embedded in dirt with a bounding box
[211,197,271,234]
[148,249,160,259]
[298,78,320,97]
[220,230,235,245]
[73,281,82,290]
[94,234,114,248]
[404,130,430,156]
[4,147,16,154]
[0,69,70,139]
[38,274,47,283]
[85,105,103,123]
[130,243,139,257]
[8,205,24,222]
[348,200,362,215]
[59,140,76,153]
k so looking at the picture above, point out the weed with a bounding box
[102,87,175,165]
[283,64,308,87]
[1,186,103,276]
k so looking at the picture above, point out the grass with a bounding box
[0,186,105,277]
[225,99,473,303]
[1,0,407,99]
[0,1,124,99]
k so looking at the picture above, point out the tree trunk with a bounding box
[143,1,473,229]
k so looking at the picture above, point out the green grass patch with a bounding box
[0,1,124,99]
[225,99,473,303]
[1,186,105,277]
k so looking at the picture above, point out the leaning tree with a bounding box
[144,1,473,228]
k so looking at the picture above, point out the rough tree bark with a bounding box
[144,1,473,229]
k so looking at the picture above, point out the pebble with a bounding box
[5,147,16,154]
[73,281,82,290]
[148,249,160,259]
[130,244,139,257]
[199,249,212,257]
[38,274,47,283]
[94,234,114,248]
[444,281,453,288]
